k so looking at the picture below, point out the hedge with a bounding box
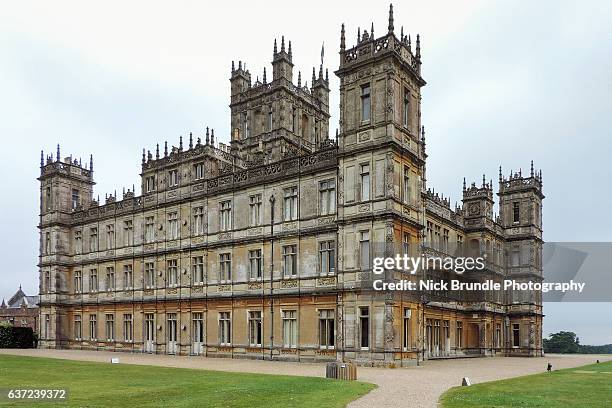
[0,326,37,348]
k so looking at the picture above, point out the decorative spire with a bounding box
[408,34,412,52]
[340,23,346,51]
[210,129,215,146]
[463,177,466,192]
[164,141,168,157]
[281,36,285,53]
[179,135,183,151]
[231,60,235,72]
[189,132,193,149]
[325,68,329,83]
[206,127,210,145]
[56,144,60,162]
[321,42,325,65]
[142,148,146,164]
[335,128,339,141]
[89,154,93,171]
[388,3,394,33]
[371,22,374,39]
[263,67,267,84]
[312,67,316,85]
[482,174,486,188]
[40,150,44,167]
[530,160,534,177]
[156,143,160,159]
[416,34,421,59]
[274,38,278,55]
[318,63,323,80]
[499,166,503,182]
[357,27,361,43]
[297,71,301,87]
[288,41,292,58]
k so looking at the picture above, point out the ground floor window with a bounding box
[44,314,50,339]
[359,307,370,349]
[167,313,178,348]
[443,320,450,353]
[145,313,155,342]
[282,310,297,348]
[403,308,411,350]
[89,315,97,340]
[219,312,231,345]
[74,315,82,340]
[248,311,262,346]
[513,324,520,347]
[319,309,335,348]
[105,314,114,341]
[456,321,463,348]
[123,314,133,342]
[193,313,204,343]
[495,323,502,348]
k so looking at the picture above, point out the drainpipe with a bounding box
[269,195,275,360]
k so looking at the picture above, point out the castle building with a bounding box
[38,5,544,366]
[1,286,39,332]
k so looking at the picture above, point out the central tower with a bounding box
[229,38,330,164]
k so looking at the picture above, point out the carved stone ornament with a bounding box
[468,203,480,216]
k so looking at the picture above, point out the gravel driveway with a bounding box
[1,349,609,408]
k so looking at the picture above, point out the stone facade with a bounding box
[37,5,543,366]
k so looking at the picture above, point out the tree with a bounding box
[543,331,580,354]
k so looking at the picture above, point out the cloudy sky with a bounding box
[1,1,610,343]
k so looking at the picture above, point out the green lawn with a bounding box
[0,355,375,408]
[440,360,612,408]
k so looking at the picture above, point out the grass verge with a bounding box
[0,354,375,408]
[440,360,612,408]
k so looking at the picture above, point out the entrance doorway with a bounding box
[192,313,204,355]
[167,313,178,354]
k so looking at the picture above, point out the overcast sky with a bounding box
[1,1,610,343]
